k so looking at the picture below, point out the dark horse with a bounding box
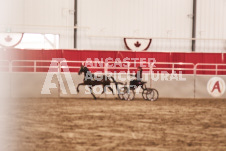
[77,65,121,99]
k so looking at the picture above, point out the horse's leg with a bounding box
[77,83,86,93]
[102,85,106,94]
[109,76,123,94]
[107,86,114,95]
[89,86,96,100]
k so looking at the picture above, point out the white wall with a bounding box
[77,0,194,51]
[0,0,74,49]
[6,72,226,99]
[0,0,225,52]
[77,0,226,52]
[195,0,226,52]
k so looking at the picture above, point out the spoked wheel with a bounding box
[142,89,148,100]
[123,88,135,101]
[118,87,127,100]
[146,88,159,101]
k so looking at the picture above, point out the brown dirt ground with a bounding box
[2,98,226,151]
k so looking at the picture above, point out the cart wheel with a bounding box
[118,87,127,100]
[146,88,159,101]
[123,88,135,101]
[142,89,148,100]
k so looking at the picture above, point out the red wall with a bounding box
[1,49,225,62]
[1,49,225,74]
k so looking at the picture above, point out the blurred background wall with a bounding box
[0,0,226,52]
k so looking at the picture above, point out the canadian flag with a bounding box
[0,33,24,47]
[124,38,152,51]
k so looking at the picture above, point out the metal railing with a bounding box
[195,63,226,75]
[60,60,106,74]
[150,62,195,74]
[10,60,59,72]
[0,60,10,72]
[106,61,152,73]
[2,60,226,76]
[60,60,153,73]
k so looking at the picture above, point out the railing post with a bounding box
[216,65,218,75]
[34,60,37,72]
[9,61,12,72]
[172,64,175,73]
[58,61,61,99]
[194,64,198,99]
[127,62,130,73]
[150,62,155,88]
[58,61,61,73]
[104,62,108,74]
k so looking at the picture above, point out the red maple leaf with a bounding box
[5,35,12,42]
[134,41,141,47]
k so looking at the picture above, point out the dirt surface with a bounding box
[2,98,226,151]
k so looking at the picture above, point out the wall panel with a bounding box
[0,0,74,49]
[195,0,226,52]
[77,0,193,51]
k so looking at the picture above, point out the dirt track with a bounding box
[2,98,226,151]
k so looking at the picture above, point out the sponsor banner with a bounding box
[196,75,226,98]
[207,77,225,97]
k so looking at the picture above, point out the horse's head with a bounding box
[78,65,87,75]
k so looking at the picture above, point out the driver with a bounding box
[130,66,143,89]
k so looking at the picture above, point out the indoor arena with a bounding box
[0,0,226,150]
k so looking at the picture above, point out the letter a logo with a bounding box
[41,58,77,95]
[207,77,225,97]
[211,81,221,93]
